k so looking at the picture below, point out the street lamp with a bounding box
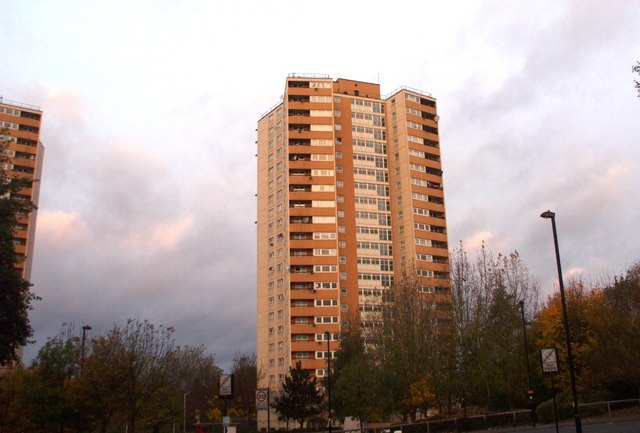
[540,210,582,433]
[518,300,535,427]
[80,325,92,375]
[183,392,188,433]
[325,331,332,433]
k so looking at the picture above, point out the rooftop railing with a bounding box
[0,97,41,112]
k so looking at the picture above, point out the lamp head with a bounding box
[540,210,555,219]
[82,325,92,331]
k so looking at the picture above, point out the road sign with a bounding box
[541,348,559,374]
[219,374,233,397]
[256,388,269,410]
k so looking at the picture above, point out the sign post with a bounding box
[219,374,233,433]
[541,348,560,433]
[256,388,270,433]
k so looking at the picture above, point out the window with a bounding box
[311,124,333,131]
[313,232,336,240]
[311,154,334,161]
[311,110,332,117]
[315,299,338,307]
[314,265,337,273]
[311,169,334,177]
[314,282,338,290]
[314,316,339,324]
[314,248,337,256]
[313,216,336,224]
[312,184,335,192]
[316,333,338,341]
[313,200,335,208]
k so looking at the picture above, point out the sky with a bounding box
[1,0,639,369]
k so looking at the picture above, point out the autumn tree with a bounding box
[111,319,177,433]
[169,345,222,425]
[449,242,540,411]
[23,328,88,433]
[0,130,39,364]
[71,332,129,433]
[534,281,594,391]
[272,361,323,429]
[332,323,383,427]
[0,367,33,433]
[580,262,640,395]
[229,353,258,421]
[373,267,442,422]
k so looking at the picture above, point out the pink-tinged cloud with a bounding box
[115,216,195,254]
[36,210,89,246]
[566,267,585,278]
[149,217,194,251]
[43,90,84,118]
[466,231,493,250]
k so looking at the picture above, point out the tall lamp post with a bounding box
[80,325,92,375]
[183,392,188,433]
[518,301,535,427]
[325,331,332,433]
[540,210,582,433]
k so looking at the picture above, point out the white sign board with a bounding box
[541,348,559,374]
[219,374,233,397]
[256,388,269,410]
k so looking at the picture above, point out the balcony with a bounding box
[289,124,310,133]
[290,201,311,208]
[290,139,311,147]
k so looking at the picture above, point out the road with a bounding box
[470,417,640,433]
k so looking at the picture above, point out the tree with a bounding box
[23,327,87,433]
[169,345,222,426]
[633,61,640,98]
[373,267,442,422]
[0,367,33,433]
[71,332,129,433]
[113,319,177,433]
[272,361,323,429]
[449,242,540,411]
[583,262,640,394]
[332,324,383,427]
[0,130,39,364]
[534,281,594,391]
[229,353,258,421]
